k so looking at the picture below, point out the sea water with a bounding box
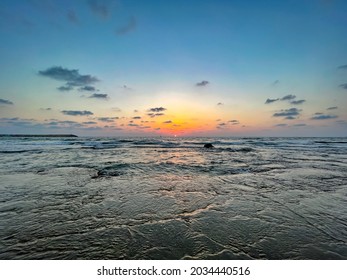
[0,137,346,259]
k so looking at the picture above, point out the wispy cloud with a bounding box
[272,80,280,86]
[147,113,165,118]
[67,10,78,24]
[339,83,347,89]
[265,98,279,104]
[116,16,136,35]
[47,120,82,127]
[61,110,93,116]
[89,93,108,99]
[281,94,296,101]
[122,85,132,91]
[57,85,73,92]
[273,108,301,119]
[275,123,287,127]
[217,102,223,106]
[132,116,141,119]
[79,86,96,92]
[0,117,35,126]
[290,99,306,105]
[228,120,239,124]
[163,120,172,124]
[111,107,121,112]
[98,117,118,122]
[327,106,338,110]
[88,0,113,19]
[216,122,227,129]
[311,114,338,120]
[0,98,14,105]
[196,80,209,87]
[293,123,307,127]
[337,65,347,70]
[148,107,166,112]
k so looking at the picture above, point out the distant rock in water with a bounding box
[204,143,214,148]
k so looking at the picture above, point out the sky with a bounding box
[0,0,347,137]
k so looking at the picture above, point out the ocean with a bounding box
[0,136,346,259]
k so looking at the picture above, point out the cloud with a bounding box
[147,113,165,118]
[112,107,121,112]
[275,123,287,127]
[39,66,98,84]
[79,86,96,92]
[0,117,35,127]
[196,80,209,87]
[132,116,141,119]
[281,94,296,101]
[265,98,279,104]
[83,121,97,125]
[116,16,136,35]
[337,65,347,70]
[311,114,338,120]
[315,112,323,115]
[57,85,74,92]
[228,120,239,123]
[98,117,118,122]
[272,80,280,86]
[216,122,227,129]
[217,102,223,106]
[88,0,112,19]
[89,93,108,99]
[39,66,99,91]
[121,85,132,91]
[293,123,307,127]
[339,84,347,89]
[47,120,82,127]
[67,10,78,24]
[40,107,52,111]
[290,99,306,105]
[61,110,93,116]
[0,98,14,105]
[327,106,338,110]
[148,107,167,112]
[128,123,139,127]
[163,120,172,124]
[273,108,301,119]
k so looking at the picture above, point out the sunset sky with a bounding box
[1,0,347,136]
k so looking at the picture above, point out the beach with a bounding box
[0,136,346,259]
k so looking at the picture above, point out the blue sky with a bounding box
[0,0,347,136]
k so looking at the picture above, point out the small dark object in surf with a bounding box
[92,170,121,179]
[204,143,214,148]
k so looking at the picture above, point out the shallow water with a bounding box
[0,137,346,259]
